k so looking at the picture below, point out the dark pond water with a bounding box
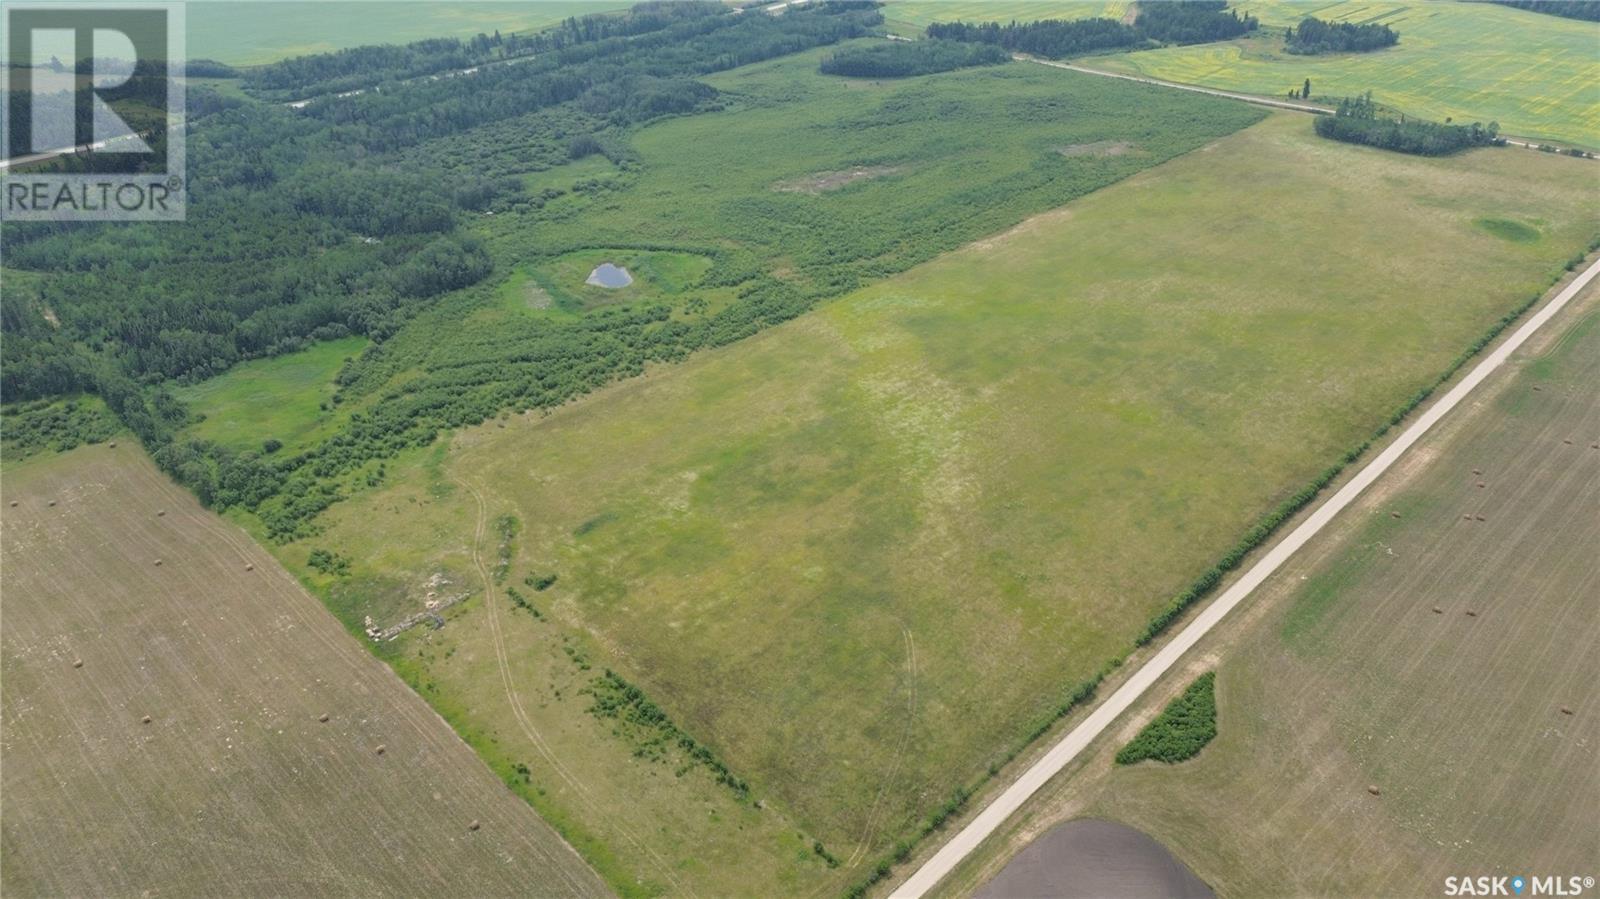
[975,818,1213,899]
[585,263,633,288]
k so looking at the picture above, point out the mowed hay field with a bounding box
[0,447,609,897]
[296,112,1599,893]
[939,284,1600,899]
[1094,1,1600,148]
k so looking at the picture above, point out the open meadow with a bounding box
[1091,0,1600,148]
[933,279,1600,898]
[280,111,1599,895]
[185,1,629,66]
[0,446,609,897]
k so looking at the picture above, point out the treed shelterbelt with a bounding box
[926,0,1257,60]
[1315,92,1504,156]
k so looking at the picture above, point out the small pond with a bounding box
[586,263,633,288]
[975,818,1213,899]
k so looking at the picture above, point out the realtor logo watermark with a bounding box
[1,2,185,220]
[1446,875,1596,896]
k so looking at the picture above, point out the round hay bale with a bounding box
[1559,706,1573,716]
[318,713,329,723]
[468,820,481,832]
[1431,607,1443,614]
[1562,438,1573,445]
[245,563,255,572]
[375,744,386,756]
[1366,785,1381,796]
[1463,514,1474,520]
[73,659,84,668]
[109,441,117,448]
[1465,610,1478,617]
[1475,515,1486,521]
[1390,511,1401,519]
[1532,385,1542,391]
[141,715,152,724]
[156,510,165,517]
[1477,482,1486,488]
[47,500,57,507]
[1472,469,1482,475]
[8,500,17,507]
[153,559,163,566]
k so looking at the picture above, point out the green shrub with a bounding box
[1115,672,1216,765]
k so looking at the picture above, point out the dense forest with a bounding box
[1,1,885,536]
[818,38,1009,77]
[1285,16,1399,54]
[926,18,1145,58]
[1490,0,1600,22]
[1315,93,1503,156]
[925,1,1255,60]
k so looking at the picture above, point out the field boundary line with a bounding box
[1022,56,1591,154]
[891,254,1600,898]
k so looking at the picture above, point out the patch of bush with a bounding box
[584,669,750,800]
[1315,92,1503,156]
[1285,16,1398,54]
[1115,672,1217,764]
[819,38,1009,78]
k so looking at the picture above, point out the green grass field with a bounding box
[173,336,366,455]
[473,43,1263,302]
[288,112,1597,896]
[185,1,629,65]
[1092,0,1600,148]
[938,283,1600,898]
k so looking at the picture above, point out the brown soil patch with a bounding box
[773,165,903,194]
[1058,140,1140,158]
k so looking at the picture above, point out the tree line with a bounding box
[1490,0,1600,21]
[818,38,1009,78]
[925,1,1256,60]
[1285,15,1398,54]
[1315,92,1503,156]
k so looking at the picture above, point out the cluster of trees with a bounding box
[818,38,1009,77]
[1491,0,1600,21]
[925,1,1255,60]
[1315,92,1503,155]
[926,18,1144,58]
[1115,672,1217,764]
[2,2,885,538]
[1285,16,1398,54]
[1134,1,1257,45]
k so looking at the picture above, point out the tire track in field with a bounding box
[452,475,693,898]
[845,627,919,870]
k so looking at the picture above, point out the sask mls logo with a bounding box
[1446,875,1597,897]
[1,2,185,220]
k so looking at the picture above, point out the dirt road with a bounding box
[891,255,1600,898]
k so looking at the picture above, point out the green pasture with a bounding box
[174,336,366,455]
[185,1,629,66]
[304,112,1598,895]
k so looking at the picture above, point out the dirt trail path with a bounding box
[452,475,694,897]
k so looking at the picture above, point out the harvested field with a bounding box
[0,447,609,898]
